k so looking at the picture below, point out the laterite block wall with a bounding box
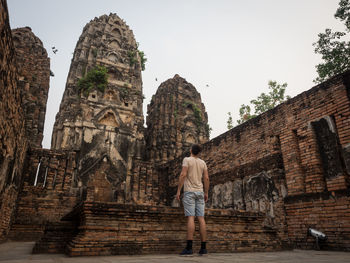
[0,0,28,242]
[163,71,350,250]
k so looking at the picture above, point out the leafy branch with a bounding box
[78,65,108,97]
[128,43,147,71]
[313,0,350,83]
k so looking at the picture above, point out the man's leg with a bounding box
[181,192,195,255]
[197,216,207,241]
[198,216,207,254]
[187,216,195,240]
[195,192,207,255]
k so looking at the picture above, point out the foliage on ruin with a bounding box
[229,81,290,127]
[138,50,147,71]
[119,86,129,101]
[205,124,213,137]
[313,0,350,83]
[174,108,177,120]
[128,50,137,67]
[134,89,146,100]
[128,44,147,71]
[183,101,203,128]
[92,48,98,58]
[227,112,234,130]
[78,65,108,97]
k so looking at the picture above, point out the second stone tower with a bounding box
[146,74,209,163]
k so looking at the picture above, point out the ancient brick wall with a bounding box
[279,77,350,195]
[12,27,50,148]
[146,74,209,163]
[8,148,78,240]
[285,190,350,250]
[34,202,282,256]
[163,71,350,249]
[9,150,162,240]
[162,132,288,244]
[0,0,28,242]
[280,73,350,250]
[129,160,160,205]
[82,158,160,206]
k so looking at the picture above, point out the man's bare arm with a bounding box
[203,169,209,202]
[176,166,188,201]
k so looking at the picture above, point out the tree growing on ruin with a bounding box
[228,81,290,128]
[78,65,108,96]
[128,43,147,71]
[227,112,233,130]
[313,0,350,83]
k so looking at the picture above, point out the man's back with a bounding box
[183,156,207,192]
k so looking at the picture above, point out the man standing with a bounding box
[176,144,209,256]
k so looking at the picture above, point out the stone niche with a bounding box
[311,116,345,179]
[77,155,126,203]
[85,156,124,203]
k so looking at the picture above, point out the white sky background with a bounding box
[7,0,344,148]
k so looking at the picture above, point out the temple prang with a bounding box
[1,0,350,254]
[146,74,209,163]
[50,14,146,202]
[12,27,50,149]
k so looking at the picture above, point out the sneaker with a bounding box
[198,248,208,256]
[180,248,193,256]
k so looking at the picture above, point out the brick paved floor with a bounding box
[0,242,350,263]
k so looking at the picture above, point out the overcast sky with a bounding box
[7,0,343,148]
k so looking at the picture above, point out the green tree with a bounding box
[313,0,350,83]
[78,65,108,96]
[229,81,290,127]
[237,104,254,125]
[138,50,147,71]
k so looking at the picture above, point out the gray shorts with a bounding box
[182,191,205,217]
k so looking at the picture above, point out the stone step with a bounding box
[34,201,283,256]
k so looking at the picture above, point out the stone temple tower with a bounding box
[51,14,145,187]
[146,74,209,163]
[12,27,50,148]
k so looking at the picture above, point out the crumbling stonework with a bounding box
[8,150,162,240]
[7,149,77,240]
[51,14,145,198]
[35,202,281,256]
[164,71,350,250]
[0,0,28,242]
[12,27,50,148]
[146,74,209,163]
[1,0,350,253]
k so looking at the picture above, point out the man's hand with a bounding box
[203,169,209,203]
[176,192,181,201]
[204,193,208,203]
